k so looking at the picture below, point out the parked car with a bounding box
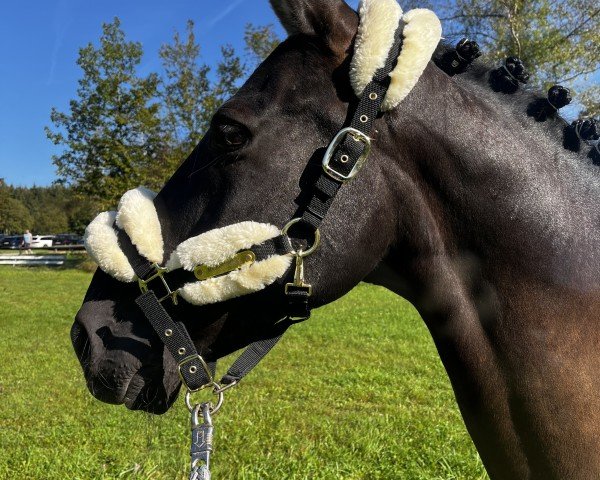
[53,234,83,246]
[31,235,55,248]
[1,236,24,249]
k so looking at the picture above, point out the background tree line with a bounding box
[0,179,94,235]
[43,2,597,216]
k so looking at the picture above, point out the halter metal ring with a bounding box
[282,218,321,257]
[185,383,224,415]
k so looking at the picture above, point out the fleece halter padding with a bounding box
[350,0,442,111]
[84,187,292,306]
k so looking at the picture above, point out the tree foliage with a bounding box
[158,21,248,167]
[439,0,599,111]
[0,181,94,235]
[244,23,280,68]
[46,18,167,210]
[47,19,280,210]
[0,197,33,235]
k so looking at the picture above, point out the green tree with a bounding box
[158,22,278,172]
[440,0,599,111]
[46,18,167,210]
[0,197,33,234]
[47,19,280,209]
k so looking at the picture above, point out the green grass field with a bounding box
[0,267,488,479]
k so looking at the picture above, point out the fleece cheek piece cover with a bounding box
[350,0,442,111]
[84,188,292,306]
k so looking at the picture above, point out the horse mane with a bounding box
[431,43,599,170]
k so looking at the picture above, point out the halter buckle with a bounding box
[178,355,214,392]
[137,263,179,305]
[322,127,371,182]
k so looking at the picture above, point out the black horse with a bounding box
[72,0,600,478]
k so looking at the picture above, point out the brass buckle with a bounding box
[178,354,214,392]
[137,263,179,305]
[322,127,372,182]
[194,250,255,281]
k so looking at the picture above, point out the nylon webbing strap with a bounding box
[116,228,156,280]
[220,332,285,385]
[136,291,214,390]
[285,287,311,320]
[299,21,405,231]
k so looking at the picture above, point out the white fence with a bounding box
[0,255,66,266]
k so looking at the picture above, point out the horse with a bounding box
[71,0,600,478]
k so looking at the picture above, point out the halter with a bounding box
[83,2,441,478]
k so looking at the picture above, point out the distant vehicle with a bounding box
[53,234,83,246]
[1,236,24,249]
[31,235,55,248]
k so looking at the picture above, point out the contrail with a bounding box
[206,0,246,31]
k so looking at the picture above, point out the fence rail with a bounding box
[0,255,66,266]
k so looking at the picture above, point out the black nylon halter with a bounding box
[116,20,405,395]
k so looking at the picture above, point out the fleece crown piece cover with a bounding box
[84,187,292,306]
[350,0,442,111]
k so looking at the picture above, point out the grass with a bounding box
[0,267,488,479]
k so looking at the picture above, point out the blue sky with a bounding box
[0,0,354,187]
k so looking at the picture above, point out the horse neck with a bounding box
[382,64,600,299]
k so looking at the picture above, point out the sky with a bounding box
[0,0,357,187]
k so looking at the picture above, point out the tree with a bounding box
[439,0,599,112]
[46,18,167,210]
[158,22,278,171]
[158,20,211,169]
[0,197,33,234]
[47,19,281,209]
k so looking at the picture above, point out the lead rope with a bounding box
[115,18,405,480]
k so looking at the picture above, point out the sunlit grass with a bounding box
[0,267,488,479]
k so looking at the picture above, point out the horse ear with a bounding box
[269,0,358,55]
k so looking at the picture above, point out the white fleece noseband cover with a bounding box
[84,187,292,306]
[350,0,442,111]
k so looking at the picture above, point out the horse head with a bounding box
[72,0,435,414]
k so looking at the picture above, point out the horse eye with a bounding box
[214,123,248,150]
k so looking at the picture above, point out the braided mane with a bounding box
[431,43,600,167]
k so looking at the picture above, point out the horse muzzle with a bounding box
[71,280,182,414]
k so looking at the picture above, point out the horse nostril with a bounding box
[71,318,91,366]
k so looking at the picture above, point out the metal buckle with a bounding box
[178,354,214,392]
[137,263,179,305]
[322,127,372,182]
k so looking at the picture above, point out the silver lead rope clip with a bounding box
[189,402,214,480]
